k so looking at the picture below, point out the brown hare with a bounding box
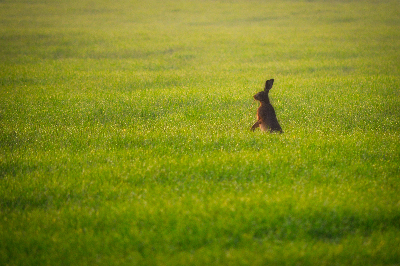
[251,79,283,133]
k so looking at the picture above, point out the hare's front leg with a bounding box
[251,121,261,131]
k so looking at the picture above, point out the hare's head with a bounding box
[253,79,274,102]
[253,90,269,102]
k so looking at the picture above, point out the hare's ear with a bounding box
[264,79,274,91]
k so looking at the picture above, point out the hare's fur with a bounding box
[251,79,283,133]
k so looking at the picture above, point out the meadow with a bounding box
[1,0,400,265]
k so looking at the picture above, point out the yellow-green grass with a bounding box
[1,0,399,265]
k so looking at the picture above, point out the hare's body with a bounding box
[251,79,283,133]
[254,101,282,132]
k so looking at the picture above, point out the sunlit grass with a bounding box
[1,0,400,265]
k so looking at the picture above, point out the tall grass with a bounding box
[1,0,399,265]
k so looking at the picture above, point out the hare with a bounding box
[251,79,283,133]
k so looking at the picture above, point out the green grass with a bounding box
[1,0,400,265]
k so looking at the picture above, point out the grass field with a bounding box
[1,0,400,265]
